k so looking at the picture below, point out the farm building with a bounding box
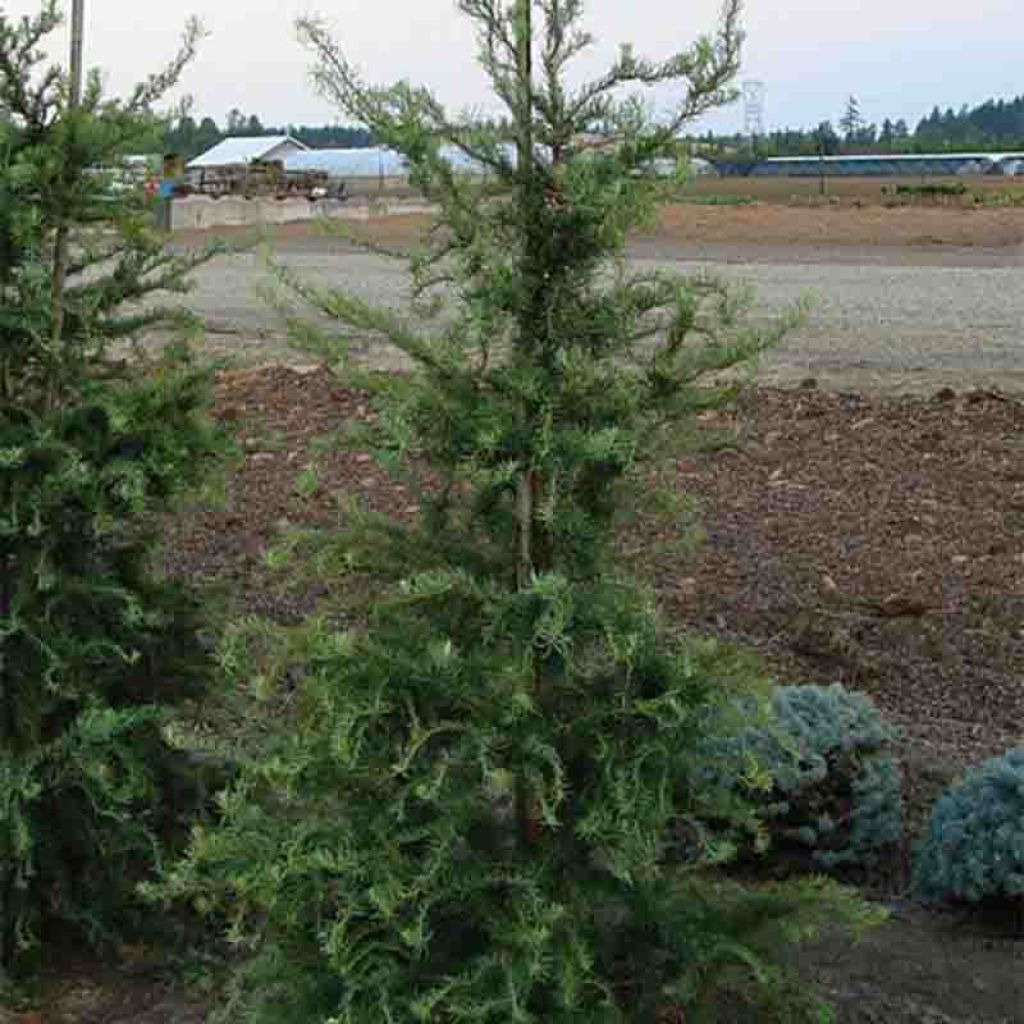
[715,152,1024,177]
[282,145,487,198]
[187,135,309,171]
[184,136,314,196]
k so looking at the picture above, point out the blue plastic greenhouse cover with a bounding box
[283,146,492,177]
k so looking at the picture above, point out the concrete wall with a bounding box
[168,194,433,232]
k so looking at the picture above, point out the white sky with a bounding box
[9,0,1024,133]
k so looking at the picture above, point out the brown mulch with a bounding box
[661,384,1024,845]
[164,365,1024,854]
[18,960,208,1024]
[162,365,420,624]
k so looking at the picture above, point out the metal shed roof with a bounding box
[188,136,308,169]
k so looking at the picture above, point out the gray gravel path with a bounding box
[174,238,1024,394]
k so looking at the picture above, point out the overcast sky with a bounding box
[9,0,1024,133]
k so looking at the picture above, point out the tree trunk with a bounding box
[511,0,549,852]
[516,468,533,591]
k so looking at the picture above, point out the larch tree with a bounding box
[163,1,871,1020]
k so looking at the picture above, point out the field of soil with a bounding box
[174,190,1024,253]
[675,173,1024,205]
[650,199,1024,251]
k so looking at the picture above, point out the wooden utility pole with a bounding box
[69,0,85,105]
[514,0,535,594]
[50,0,85,373]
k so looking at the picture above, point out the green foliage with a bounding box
[164,1,872,1019]
[880,182,967,204]
[914,95,1024,150]
[969,188,1024,207]
[710,685,902,870]
[165,604,872,1023]
[838,95,863,143]
[672,193,758,206]
[0,1,222,989]
[913,746,1024,905]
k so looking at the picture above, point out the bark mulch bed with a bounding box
[147,364,1024,1022]
[166,365,1023,805]
[663,383,1024,841]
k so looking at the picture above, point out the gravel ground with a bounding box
[168,234,1024,394]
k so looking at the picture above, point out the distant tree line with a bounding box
[692,92,1024,159]
[163,93,1024,163]
[163,109,372,158]
[914,96,1024,149]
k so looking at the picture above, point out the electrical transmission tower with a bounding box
[742,79,766,141]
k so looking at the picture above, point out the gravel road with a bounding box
[173,236,1024,394]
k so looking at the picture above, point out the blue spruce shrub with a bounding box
[914,746,1024,904]
[713,684,903,870]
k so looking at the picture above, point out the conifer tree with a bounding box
[839,94,863,144]
[0,1,223,989]
[165,1,871,1019]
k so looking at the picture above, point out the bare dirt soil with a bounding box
[673,173,1024,206]
[4,961,209,1024]
[650,199,1024,251]
[173,194,1024,253]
